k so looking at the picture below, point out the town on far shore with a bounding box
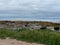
[0,21,60,31]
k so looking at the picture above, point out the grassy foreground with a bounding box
[0,28,60,45]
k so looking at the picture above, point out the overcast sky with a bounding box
[0,0,60,22]
[0,0,60,11]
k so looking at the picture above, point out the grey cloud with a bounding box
[0,0,60,12]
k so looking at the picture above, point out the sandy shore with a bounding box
[0,38,44,45]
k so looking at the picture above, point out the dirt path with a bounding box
[0,38,44,45]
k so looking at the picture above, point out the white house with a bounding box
[47,26,54,31]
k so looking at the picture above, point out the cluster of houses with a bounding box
[0,21,60,31]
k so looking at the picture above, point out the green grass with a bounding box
[0,28,60,45]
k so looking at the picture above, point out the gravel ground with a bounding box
[0,38,44,45]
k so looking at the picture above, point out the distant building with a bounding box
[47,26,60,31]
[47,26,54,31]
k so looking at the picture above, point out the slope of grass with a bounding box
[0,28,60,45]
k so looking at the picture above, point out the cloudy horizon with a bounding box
[0,0,60,22]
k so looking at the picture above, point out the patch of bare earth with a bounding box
[0,38,44,45]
